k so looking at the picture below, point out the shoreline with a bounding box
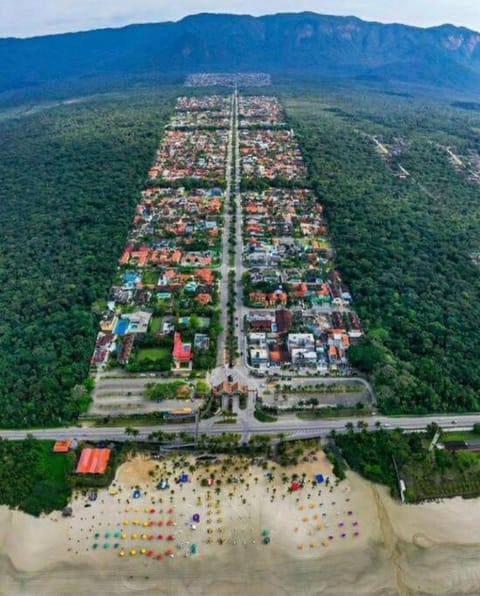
[2,452,480,594]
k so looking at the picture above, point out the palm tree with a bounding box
[125,427,139,438]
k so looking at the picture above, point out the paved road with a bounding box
[1,413,476,443]
[215,92,236,367]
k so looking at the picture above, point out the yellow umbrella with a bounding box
[143,521,149,528]
[134,507,141,513]
[144,507,149,513]
[141,533,148,540]
[317,524,323,531]
[140,548,147,555]
[322,539,330,547]
[299,505,305,511]
[310,541,318,548]
[297,544,304,550]
[313,514,319,520]
[121,533,128,539]
[309,504,315,509]
[131,533,138,540]
[302,517,310,523]
[109,489,118,496]
[118,549,126,557]
[125,507,130,512]
[130,549,137,556]
[133,519,139,526]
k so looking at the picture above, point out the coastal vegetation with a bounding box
[334,426,480,502]
[0,438,75,516]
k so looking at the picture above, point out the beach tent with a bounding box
[158,480,169,490]
[315,474,324,484]
[262,529,270,537]
[180,473,189,483]
[132,489,141,499]
[193,513,200,523]
[191,543,198,555]
[263,536,271,544]
[291,482,301,491]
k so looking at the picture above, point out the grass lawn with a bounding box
[254,410,278,423]
[142,270,159,285]
[137,347,170,361]
[41,441,75,485]
[442,430,480,442]
[149,317,162,334]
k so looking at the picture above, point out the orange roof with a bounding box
[119,249,131,265]
[76,448,111,474]
[171,250,182,264]
[195,269,215,284]
[196,293,212,305]
[53,439,72,453]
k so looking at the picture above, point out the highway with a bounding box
[0,413,476,443]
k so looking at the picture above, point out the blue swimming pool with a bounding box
[115,319,130,335]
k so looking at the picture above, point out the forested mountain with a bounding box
[2,12,480,92]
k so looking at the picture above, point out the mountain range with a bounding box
[2,12,480,93]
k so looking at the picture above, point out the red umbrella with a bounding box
[156,553,163,560]
[157,534,163,540]
[167,534,174,541]
[158,521,164,527]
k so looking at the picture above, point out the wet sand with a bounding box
[1,452,480,595]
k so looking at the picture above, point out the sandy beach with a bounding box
[1,450,480,595]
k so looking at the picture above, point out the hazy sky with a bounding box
[2,1,480,38]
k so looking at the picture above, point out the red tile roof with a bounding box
[76,448,111,474]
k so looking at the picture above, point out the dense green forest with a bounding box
[0,438,75,515]
[284,90,480,413]
[335,426,480,502]
[0,89,176,426]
